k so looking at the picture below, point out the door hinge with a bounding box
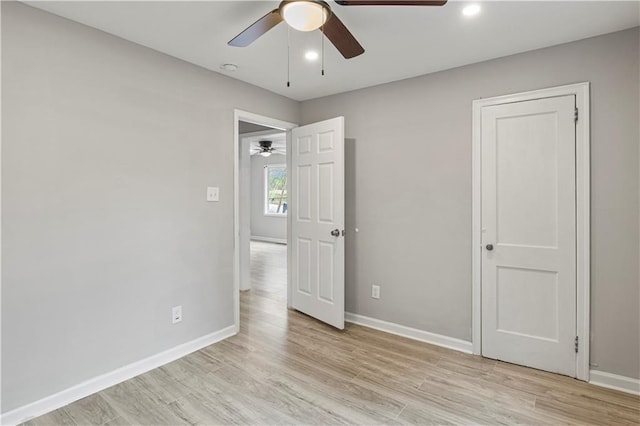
[574,107,579,123]
[575,336,579,353]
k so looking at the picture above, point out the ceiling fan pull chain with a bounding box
[287,26,291,87]
[321,23,325,76]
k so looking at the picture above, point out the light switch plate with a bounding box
[207,187,219,202]
[172,305,182,324]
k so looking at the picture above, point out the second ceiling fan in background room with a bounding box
[251,140,286,157]
[228,0,448,59]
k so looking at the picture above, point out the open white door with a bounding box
[290,117,345,329]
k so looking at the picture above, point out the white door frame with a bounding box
[471,82,590,381]
[233,110,297,331]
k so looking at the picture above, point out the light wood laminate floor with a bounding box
[26,242,639,425]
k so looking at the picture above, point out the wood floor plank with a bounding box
[100,379,187,425]
[133,366,193,405]
[397,403,476,425]
[169,390,262,425]
[203,364,340,425]
[267,371,401,425]
[101,416,129,426]
[352,369,504,425]
[350,346,441,382]
[23,409,76,426]
[62,394,119,426]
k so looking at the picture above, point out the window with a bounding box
[264,164,287,216]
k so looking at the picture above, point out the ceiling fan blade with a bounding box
[228,9,283,47]
[321,13,365,59]
[335,1,447,5]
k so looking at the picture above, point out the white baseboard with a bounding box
[589,369,640,395]
[345,312,473,354]
[251,235,287,245]
[1,325,237,426]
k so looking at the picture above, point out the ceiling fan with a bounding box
[228,0,447,59]
[251,140,286,157]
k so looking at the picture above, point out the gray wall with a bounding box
[1,2,299,412]
[250,154,287,242]
[301,27,640,379]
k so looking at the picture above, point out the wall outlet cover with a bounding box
[206,187,219,202]
[372,285,380,299]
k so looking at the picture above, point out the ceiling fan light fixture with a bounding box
[281,1,329,32]
[260,151,272,157]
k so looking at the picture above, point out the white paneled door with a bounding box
[481,96,577,376]
[290,117,345,329]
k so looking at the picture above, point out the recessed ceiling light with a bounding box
[305,51,319,61]
[220,63,238,72]
[462,4,481,17]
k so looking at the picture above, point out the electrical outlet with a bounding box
[172,305,183,324]
[206,187,219,202]
[371,285,380,299]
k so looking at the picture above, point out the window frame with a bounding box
[263,163,288,217]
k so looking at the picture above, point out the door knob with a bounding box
[486,244,494,251]
[331,229,340,237]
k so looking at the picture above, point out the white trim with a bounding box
[286,130,293,309]
[0,1,4,417]
[234,110,297,312]
[251,235,287,245]
[471,82,591,381]
[345,312,473,354]
[471,91,482,356]
[589,370,640,396]
[240,129,287,139]
[574,83,591,381]
[0,326,236,426]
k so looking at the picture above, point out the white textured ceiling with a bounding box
[24,1,640,101]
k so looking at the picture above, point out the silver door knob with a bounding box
[486,244,494,251]
[331,229,340,237]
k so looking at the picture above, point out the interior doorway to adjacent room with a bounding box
[234,111,347,331]
[237,117,291,310]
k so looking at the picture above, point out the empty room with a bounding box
[1,0,639,425]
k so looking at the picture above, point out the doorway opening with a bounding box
[241,124,287,299]
[233,111,297,330]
